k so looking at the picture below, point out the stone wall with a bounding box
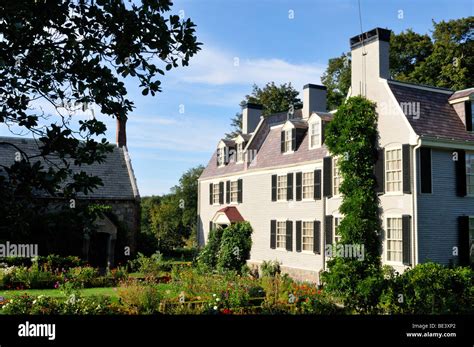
[247,260,320,284]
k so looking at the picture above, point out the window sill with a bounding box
[275,248,289,252]
[383,192,404,196]
[301,198,316,202]
[301,250,315,255]
[282,151,295,155]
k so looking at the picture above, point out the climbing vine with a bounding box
[321,96,384,313]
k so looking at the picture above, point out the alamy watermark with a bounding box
[325,243,365,261]
[0,241,38,258]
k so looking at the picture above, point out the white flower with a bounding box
[216,298,220,302]
[213,294,216,297]
[32,300,37,304]
[213,306,218,310]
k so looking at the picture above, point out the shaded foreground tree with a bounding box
[0,1,200,243]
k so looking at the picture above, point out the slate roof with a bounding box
[0,136,138,200]
[388,80,474,143]
[448,87,474,101]
[200,110,329,179]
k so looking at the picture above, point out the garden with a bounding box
[0,221,472,315]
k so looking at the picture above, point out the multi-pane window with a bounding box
[277,175,287,200]
[310,120,321,148]
[302,221,314,251]
[310,120,320,148]
[385,148,402,192]
[386,217,403,262]
[467,152,474,195]
[230,181,238,203]
[333,157,342,196]
[236,143,243,163]
[334,217,341,243]
[302,172,314,199]
[217,147,225,166]
[284,130,292,153]
[212,183,220,204]
[276,221,286,249]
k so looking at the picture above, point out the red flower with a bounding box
[221,308,232,315]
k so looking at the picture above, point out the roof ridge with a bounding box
[387,79,453,94]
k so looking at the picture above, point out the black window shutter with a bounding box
[219,182,224,204]
[325,216,333,246]
[237,179,243,203]
[286,220,293,251]
[314,169,322,200]
[323,157,333,198]
[223,147,229,165]
[314,220,321,254]
[209,183,213,204]
[295,221,302,252]
[321,121,326,144]
[465,101,472,132]
[375,149,385,194]
[209,221,213,233]
[271,174,277,201]
[216,150,219,166]
[287,173,294,200]
[270,220,276,249]
[402,144,411,194]
[281,131,285,153]
[455,149,467,197]
[402,215,411,265]
[295,172,302,201]
[458,216,470,266]
[420,147,432,194]
[291,128,296,151]
[226,181,230,204]
[295,128,307,150]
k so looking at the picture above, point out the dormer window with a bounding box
[309,119,321,149]
[283,130,292,153]
[236,142,244,162]
[217,147,225,166]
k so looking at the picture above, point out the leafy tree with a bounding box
[226,82,302,139]
[322,18,473,109]
[196,226,223,270]
[320,53,351,111]
[0,1,200,239]
[149,194,185,252]
[321,96,384,313]
[138,196,161,255]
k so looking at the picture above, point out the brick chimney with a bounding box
[116,115,127,148]
[350,27,391,97]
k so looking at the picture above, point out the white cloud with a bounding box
[173,45,326,88]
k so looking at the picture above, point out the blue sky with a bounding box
[1,0,472,196]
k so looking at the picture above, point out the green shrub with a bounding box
[66,266,99,287]
[379,263,474,314]
[129,252,175,276]
[196,227,223,270]
[4,263,60,289]
[0,293,119,315]
[216,222,252,273]
[117,279,163,314]
[260,260,281,277]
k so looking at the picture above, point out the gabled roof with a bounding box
[448,88,474,101]
[200,109,328,180]
[0,136,139,200]
[388,80,474,143]
[215,206,244,222]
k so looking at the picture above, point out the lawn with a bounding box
[0,287,119,300]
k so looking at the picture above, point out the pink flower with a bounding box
[54,282,59,289]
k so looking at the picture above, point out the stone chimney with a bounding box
[302,84,327,119]
[242,103,263,134]
[350,27,391,96]
[116,115,127,148]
